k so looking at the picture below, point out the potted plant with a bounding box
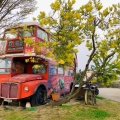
[51,88,60,101]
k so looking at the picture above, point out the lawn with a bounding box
[0,97,120,120]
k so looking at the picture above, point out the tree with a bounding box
[32,0,120,105]
[0,0,37,35]
[76,72,82,83]
[33,0,82,67]
[91,57,120,87]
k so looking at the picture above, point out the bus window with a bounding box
[4,31,17,39]
[0,58,12,74]
[65,69,69,76]
[22,30,32,37]
[19,27,34,37]
[37,28,48,41]
[49,66,57,75]
[50,36,56,42]
[13,61,24,73]
[58,67,64,75]
[32,64,46,74]
[70,70,73,76]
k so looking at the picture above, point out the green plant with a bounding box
[52,88,58,94]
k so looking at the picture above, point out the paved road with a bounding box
[99,88,120,102]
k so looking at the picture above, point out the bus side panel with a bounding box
[49,75,73,94]
[48,65,63,94]
[0,74,11,82]
[48,65,73,95]
[64,76,74,93]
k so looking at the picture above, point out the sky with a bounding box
[27,0,120,71]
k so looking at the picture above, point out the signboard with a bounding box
[6,40,24,53]
[0,40,7,55]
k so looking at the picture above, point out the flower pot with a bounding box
[52,93,60,101]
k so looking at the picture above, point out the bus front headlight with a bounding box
[24,86,29,91]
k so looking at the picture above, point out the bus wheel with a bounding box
[70,83,73,92]
[31,88,44,106]
[0,98,3,105]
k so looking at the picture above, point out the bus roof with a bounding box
[5,21,48,34]
[17,22,39,27]
[6,22,39,29]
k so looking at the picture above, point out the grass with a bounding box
[25,107,37,111]
[96,96,105,100]
[67,107,110,120]
[86,109,110,119]
[0,98,120,120]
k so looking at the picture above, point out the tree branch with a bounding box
[81,23,96,81]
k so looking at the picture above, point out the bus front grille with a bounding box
[1,83,18,98]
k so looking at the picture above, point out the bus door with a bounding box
[48,65,57,90]
[48,65,65,96]
[64,69,74,93]
[57,67,65,94]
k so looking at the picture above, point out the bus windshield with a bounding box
[5,31,17,39]
[32,64,46,74]
[0,58,12,74]
[4,26,34,39]
[19,28,34,37]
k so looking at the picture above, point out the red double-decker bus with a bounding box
[0,22,74,106]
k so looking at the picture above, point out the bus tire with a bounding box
[0,98,3,105]
[70,83,73,92]
[31,88,44,106]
